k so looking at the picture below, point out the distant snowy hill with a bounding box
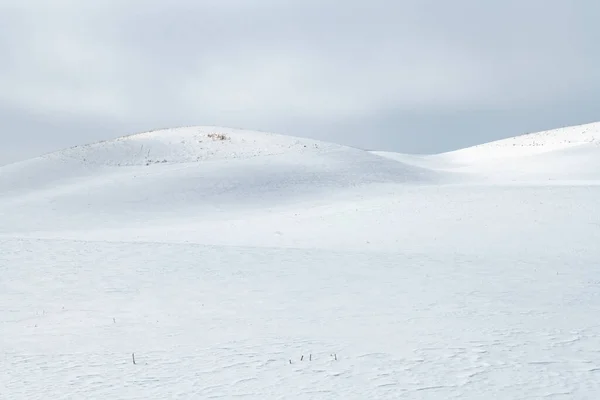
[438,121,600,163]
[0,126,443,234]
[375,121,600,182]
[0,126,440,195]
[2,122,599,218]
[54,126,343,166]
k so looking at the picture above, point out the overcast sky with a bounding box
[1,0,599,165]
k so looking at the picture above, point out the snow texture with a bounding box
[2,123,600,399]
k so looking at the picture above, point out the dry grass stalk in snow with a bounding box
[207,133,229,141]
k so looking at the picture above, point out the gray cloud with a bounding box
[1,0,599,165]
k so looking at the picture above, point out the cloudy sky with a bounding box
[1,0,598,165]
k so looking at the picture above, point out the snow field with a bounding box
[2,123,600,398]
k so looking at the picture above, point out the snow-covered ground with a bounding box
[2,123,600,399]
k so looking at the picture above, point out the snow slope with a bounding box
[2,123,600,399]
[0,126,443,234]
[375,121,600,182]
[437,121,600,163]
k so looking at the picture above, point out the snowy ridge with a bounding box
[0,126,348,197]
[0,126,439,193]
[435,121,600,163]
[0,126,442,233]
[373,122,600,182]
[54,126,342,166]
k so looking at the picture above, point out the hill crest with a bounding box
[47,126,341,167]
[436,121,600,163]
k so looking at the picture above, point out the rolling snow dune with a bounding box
[376,121,600,182]
[2,123,600,399]
[0,126,443,233]
[437,121,600,163]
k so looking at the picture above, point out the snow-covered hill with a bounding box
[0,126,445,233]
[2,122,600,399]
[438,121,600,163]
[375,121,600,182]
[55,126,343,166]
[2,121,600,239]
[0,126,440,196]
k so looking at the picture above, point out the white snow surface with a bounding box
[374,121,600,183]
[2,124,600,399]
